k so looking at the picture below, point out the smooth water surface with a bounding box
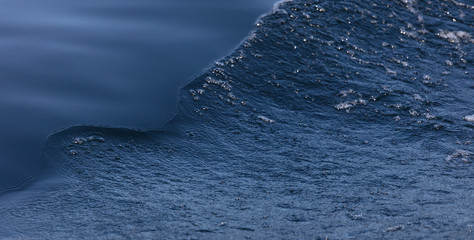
[0,0,277,192]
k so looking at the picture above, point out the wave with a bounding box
[2,0,473,238]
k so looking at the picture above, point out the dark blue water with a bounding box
[1,0,473,238]
[0,0,277,192]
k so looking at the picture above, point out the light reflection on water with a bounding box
[0,0,277,192]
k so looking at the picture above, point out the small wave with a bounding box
[2,0,473,238]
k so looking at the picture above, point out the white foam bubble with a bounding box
[335,102,353,110]
[413,94,423,101]
[450,0,474,9]
[227,92,237,100]
[335,99,367,112]
[338,89,356,97]
[257,115,275,123]
[463,114,474,122]
[446,149,473,163]
[72,136,104,145]
[386,225,404,232]
[437,30,472,43]
[385,68,397,75]
[73,138,86,145]
[205,77,232,91]
[409,109,420,116]
[423,113,436,120]
[393,58,409,67]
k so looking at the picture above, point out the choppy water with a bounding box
[1,0,473,238]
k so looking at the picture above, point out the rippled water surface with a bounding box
[1,0,473,239]
[0,0,277,192]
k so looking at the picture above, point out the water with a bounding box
[1,0,473,238]
[0,0,277,192]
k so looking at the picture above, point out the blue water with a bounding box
[0,0,277,192]
[1,0,473,238]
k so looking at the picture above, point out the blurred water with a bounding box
[0,0,277,192]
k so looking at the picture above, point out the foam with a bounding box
[463,114,474,122]
[446,149,473,163]
[257,115,275,123]
[437,30,472,43]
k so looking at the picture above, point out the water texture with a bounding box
[1,0,473,238]
[0,0,277,193]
